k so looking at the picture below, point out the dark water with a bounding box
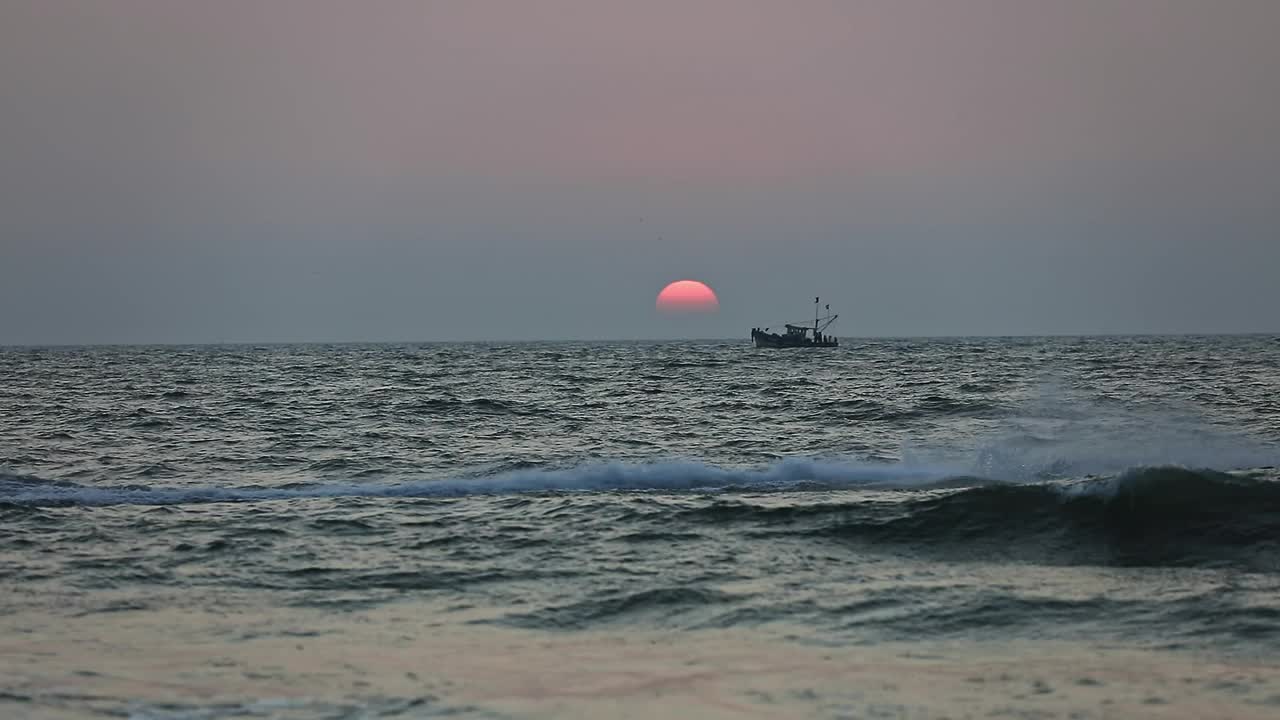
[3,336,1280,718]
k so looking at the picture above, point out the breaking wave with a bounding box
[4,462,1280,572]
[2,455,1277,509]
[0,459,968,507]
[686,466,1280,568]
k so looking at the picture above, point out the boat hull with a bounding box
[751,329,838,348]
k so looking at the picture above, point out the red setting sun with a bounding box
[656,280,719,313]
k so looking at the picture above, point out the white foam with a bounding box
[1,458,964,507]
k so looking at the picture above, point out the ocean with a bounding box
[2,336,1279,719]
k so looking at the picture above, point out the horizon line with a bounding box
[2,330,1277,349]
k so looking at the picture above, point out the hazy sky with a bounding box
[2,1,1278,344]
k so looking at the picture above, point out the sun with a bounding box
[656,280,719,313]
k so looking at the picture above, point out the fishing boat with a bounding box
[750,297,839,348]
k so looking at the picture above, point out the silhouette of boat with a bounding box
[751,297,839,348]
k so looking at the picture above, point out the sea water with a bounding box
[3,336,1280,718]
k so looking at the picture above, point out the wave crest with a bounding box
[0,459,966,507]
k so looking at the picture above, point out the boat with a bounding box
[750,297,839,348]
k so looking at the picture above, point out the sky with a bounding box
[2,0,1278,344]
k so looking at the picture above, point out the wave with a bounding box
[1,455,1276,508]
[492,586,744,630]
[914,395,1004,417]
[0,459,969,507]
[398,397,533,416]
[4,464,1278,570]
[700,466,1280,568]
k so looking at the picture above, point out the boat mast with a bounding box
[814,296,819,337]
